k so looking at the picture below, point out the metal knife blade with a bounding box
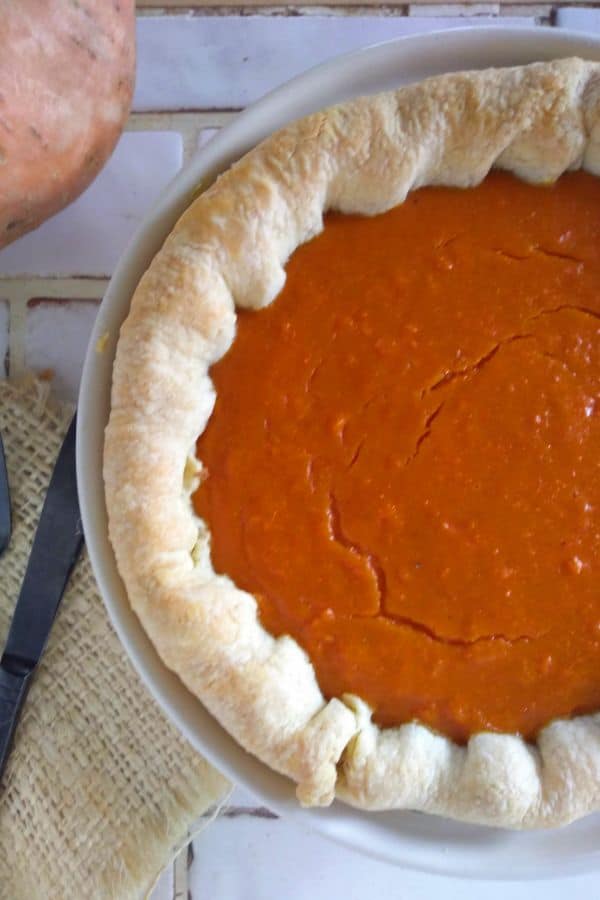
[0,414,83,779]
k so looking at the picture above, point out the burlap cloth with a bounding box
[0,380,230,899]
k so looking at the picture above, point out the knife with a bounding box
[0,433,11,556]
[0,414,83,779]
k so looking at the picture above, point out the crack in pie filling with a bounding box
[105,59,600,827]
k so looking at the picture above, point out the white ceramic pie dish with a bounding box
[77,26,600,879]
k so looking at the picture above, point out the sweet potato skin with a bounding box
[0,0,135,248]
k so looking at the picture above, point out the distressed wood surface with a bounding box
[136,0,569,7]
[1,5,598,899]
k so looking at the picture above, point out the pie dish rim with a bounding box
[80,29,598,867]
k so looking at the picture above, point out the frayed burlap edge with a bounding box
[0,379,230,900]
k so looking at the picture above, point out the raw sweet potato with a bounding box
[0,0,135,247]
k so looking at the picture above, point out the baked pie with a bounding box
[105,58,600,827]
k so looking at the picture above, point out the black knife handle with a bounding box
[0,433,11,556]
[0,665,31,781]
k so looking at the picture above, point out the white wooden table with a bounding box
[1,6,598,898]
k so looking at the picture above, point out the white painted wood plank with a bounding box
[25,301,99,401]
[499,5,552,16]
[188,787,600,900]
[408,4,500,15]
[149,863,175,900]
[173,848,190,900]
[555,7,600,29]
[136,0,550,6]
[134,15,535,111]
[0,132,182,278]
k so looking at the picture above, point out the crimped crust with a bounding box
[105,58,600,827]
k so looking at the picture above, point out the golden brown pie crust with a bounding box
[105,58,600,827]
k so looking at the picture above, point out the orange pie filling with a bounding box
[194,171,600,744]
